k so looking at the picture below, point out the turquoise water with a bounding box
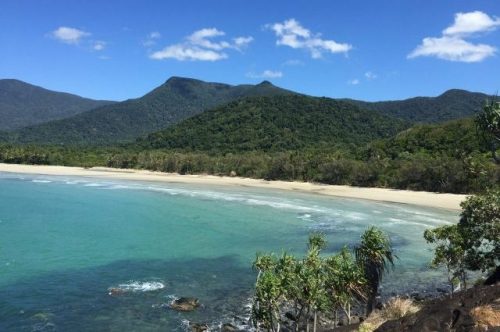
[0,173,458,331]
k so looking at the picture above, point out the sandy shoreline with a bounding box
[0,163,467,210]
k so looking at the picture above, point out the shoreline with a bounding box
[0,163,467,210]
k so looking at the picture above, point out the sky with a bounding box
[1,0,499,101]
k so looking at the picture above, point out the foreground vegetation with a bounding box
[251,228,395,331]
[249,189,499,331]
[424,189,499,292]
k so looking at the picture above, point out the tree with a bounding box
[251,231,395,330]
[476,100,500,164]
[355,227,396,315]
[324,246,367,325]
[424,190,500,290]
[458,189,500,274]
[424,225,467,295]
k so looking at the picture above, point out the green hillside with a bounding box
[142,94,408,153]
[0,79,115,130]
[346,89,489,123]
[6,77,293,145]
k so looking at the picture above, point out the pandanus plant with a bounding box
[355,227,396,315]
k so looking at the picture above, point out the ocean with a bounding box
[0,172,458,331]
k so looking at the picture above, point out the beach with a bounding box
[0,163,467,210]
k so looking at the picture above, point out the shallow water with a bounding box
[0,173,458,331]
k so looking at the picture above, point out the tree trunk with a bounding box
[313,311,317,332]
[347,303,351,325]
[366,296,375,316]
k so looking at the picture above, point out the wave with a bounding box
[32,179,52,183]
[108,280,165,294]
[83,183,105,187]
[13,174,456,228]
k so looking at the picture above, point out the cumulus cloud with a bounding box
[347,79,360,85]
[93,41,106,51]
[409,11,499,62]
[150,46,227,61]
[364,71,377,80]
[267,19,351,58]
[233,36,254,49]
[246,70,283,79]
[409,36,496,62]
[283,59,304,66]
[149,31,161,39]
[150,28,253,61]
[443,11,500,37]
[143,31,162,47]
[51,26,90,44]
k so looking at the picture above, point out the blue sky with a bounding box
[1,0,499,101]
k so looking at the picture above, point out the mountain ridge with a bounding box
[0,79,116,131]
[1,76,491,145]
[4,77,294,145]
[344,88,489,123]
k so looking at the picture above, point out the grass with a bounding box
[358,297,420,332]
[470,305,500,331]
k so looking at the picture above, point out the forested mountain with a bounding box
[346,89,490,123]
[141,94,408,153]
[5,77,293,145]
[0,79,115,131]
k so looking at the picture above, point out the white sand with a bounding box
[0,163,468,210]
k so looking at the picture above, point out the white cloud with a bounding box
[347,79,360,85]
[93,41,106,51]
[409,11,499,63]
[143,31,162,47]
[150,28,252,61]
[408,36,496,62]
[364,71,377,80]
[267,19,351,58]
[150,45,227,61]
[246,70,283,79]
[233,36,254,49]
[187,28,230,50]
[149,31,161,39]
[443,11,500,37]
[51,26,90,44]
[283,59,304,66]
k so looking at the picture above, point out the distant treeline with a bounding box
[1,117,498,194]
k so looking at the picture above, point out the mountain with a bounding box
[141,94,408,153]
[7,77,293,145]
[0,79,115,131]
[345,89,490,123]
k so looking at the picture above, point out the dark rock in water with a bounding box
[170,297,200,311]
[221,323,239,331]
[436,287,448,294]
[108,287,125,296]
[484,266,500,285]
[190,322,208,332]
[285,311,297,322]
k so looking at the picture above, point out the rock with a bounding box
[221,323,239,331]
[108,287,125,296]
[375,284,500,332]
[285,311,297,322]
[190,322,208,332]
[484,266,500,285]
[170,297,200,311]
[229,170,237,177]
[436,287,448,294]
